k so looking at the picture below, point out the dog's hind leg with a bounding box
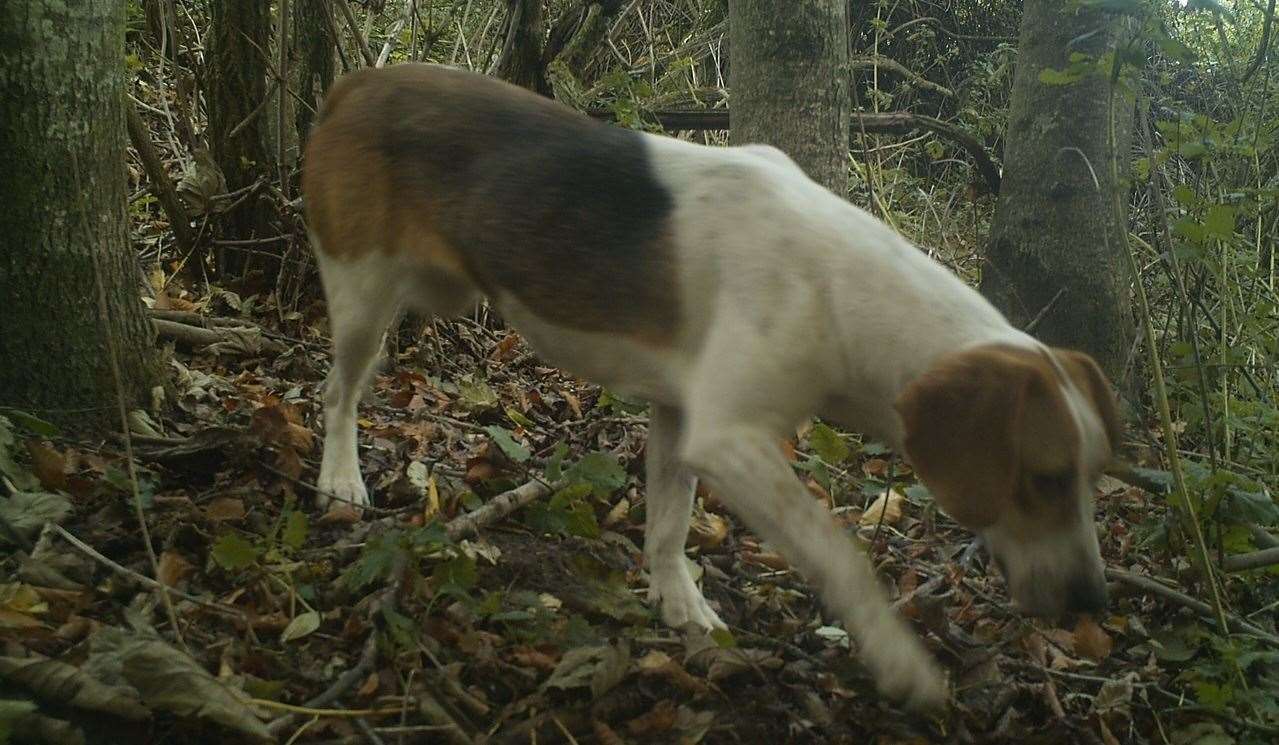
[644,404,724,631]
[315,250,399,511]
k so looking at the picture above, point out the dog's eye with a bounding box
[1030,471,1075,495]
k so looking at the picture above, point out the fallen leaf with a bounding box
[0,654,150,721]
[204,497,246,522]
[25,441,67,491]
[688,509,729,550]
[859,489,905,528]
[0,491,71,545]
[543,640,631,698]
[86,628,272,741]
[1074,616,1113,662]
[280,611,320,643]
[627,700,678,736]
[319,505,362,525]
[157,551,194,588]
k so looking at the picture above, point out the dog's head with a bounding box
[895,344,1121,617]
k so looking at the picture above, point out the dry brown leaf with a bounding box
[637,650,711,698]
[603,497,630,528]
[157,551,194,588]
[1073,616,1113,661]
[318,505,362,525]
[204,497,246,522]
[859,489,905,527]
[627,700,679,736]
[805,478,833,509]
[862,458,890,478]
[742,550,788,571]
[356,671,379,699]
[509,647,559,672]
[687,510,729,550]
[25,440,67,491]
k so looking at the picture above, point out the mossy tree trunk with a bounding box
[728,0,850,194]
[293,0,335,147]
[0,0,161,426]
[209,0,274,276]
[980,0,1133,385]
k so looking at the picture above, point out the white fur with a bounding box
[313,132,1108,711]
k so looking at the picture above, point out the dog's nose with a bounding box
[1064,574,1108,614]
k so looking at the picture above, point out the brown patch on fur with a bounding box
[1053,348,1123,453]
[302,64,680,342]
[894,345,1082,530]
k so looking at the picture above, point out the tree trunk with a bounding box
[495,0,547,94]
[209,0,274,276]
[980,0,1133,384]
[293,0,336,146]
[728,0,850,194]
[0,0,161,425]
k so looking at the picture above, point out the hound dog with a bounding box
[302,63,1121,710]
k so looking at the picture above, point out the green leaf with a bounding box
[344,531,404,589]
[564,452,626,498]
[432,554,477,596]
[458,376,499,411]
[545,441,570,482]
[279,611,320,643]
[281,510,308,551]
[484,426,530,463]
[809,423,850,464]
[211,533,260,571]
[710,628,737,648]
[0,410,59,437]
[1202,204,1236,239]
[1171,184,1197,207]
[0,416,38,491]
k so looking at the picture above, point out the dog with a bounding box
[302,63,1121,711]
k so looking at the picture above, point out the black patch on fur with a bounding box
[362,65,679,338]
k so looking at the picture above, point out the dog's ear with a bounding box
[895,346,1075,529]
[1055,349,1123,454]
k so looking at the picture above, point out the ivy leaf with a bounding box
[344,531,404,589]
[484,426,530,463]
[210,534,260,571]
[432,554,477,597]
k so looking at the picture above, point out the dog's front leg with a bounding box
[682,423,947,711]
[643,404,724,631]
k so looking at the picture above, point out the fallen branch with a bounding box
[585,108,1001,192]
[126,103,197,257]
[850,56,954,97]
[445,478,556,541]
[1105,568,1279,645]
[151,315,285,354]
[1222,547,1279,572]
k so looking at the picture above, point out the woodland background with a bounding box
[0,0,1277,743]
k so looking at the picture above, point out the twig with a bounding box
[850,56,954,97]
[269,555,410,735]
[74,153,189,653]
[416,690,474,745]
[338,0,378,66]
[47,524,247,621]
[1023,287,1067,334]
[1105,568,1279,645]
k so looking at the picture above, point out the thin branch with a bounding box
[850,56,954,97]
[1106,568,1279,645]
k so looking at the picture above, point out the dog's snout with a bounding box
[1065,573,1108,614]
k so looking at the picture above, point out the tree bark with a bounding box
[293,0,334,147]
[980,0,1133,384]
[0,0,161,425]
[495,0,547,94]
[728,0,850,194]
[209,0,275,276]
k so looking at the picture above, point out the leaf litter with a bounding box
[1,284,1277,744]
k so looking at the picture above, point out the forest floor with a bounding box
[3,273,1278,745]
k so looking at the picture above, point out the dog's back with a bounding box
[304,63,682,341]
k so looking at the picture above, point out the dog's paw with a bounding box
[648,563,724,633]
[861,626,948,712]
[316,469,369,512]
